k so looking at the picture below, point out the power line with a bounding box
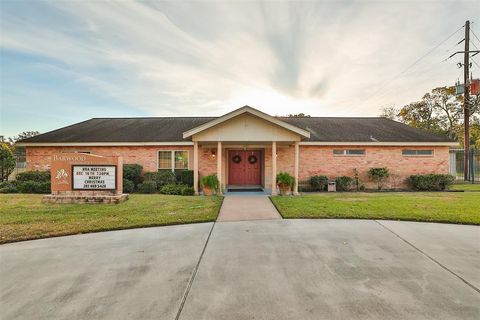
[359,24,465,108]
[471,25,480,44]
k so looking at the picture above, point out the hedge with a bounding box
[407,174,455,191]
[175,170,194,187]
[137,181,157,194]
[16,171,50,183]
[123,164,143,186]
[335,176,354,191]
[17,181,51,194]
[310,175,328,191]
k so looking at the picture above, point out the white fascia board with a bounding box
[182,106,311,139]
[299,141,459,147]
[16,142,194,147]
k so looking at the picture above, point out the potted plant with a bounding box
[276,172,294,196]
[201,174,219,196]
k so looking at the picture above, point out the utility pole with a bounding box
[463,20,470,181]
[449,20,480,182]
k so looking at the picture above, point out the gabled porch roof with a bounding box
[182,106,311,140]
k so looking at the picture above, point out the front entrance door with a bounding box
[228,150,262,185]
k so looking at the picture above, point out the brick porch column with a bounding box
[217,141,223,195]
[193,141,199,195]
[271,141,277,195]
[294,141,299,195]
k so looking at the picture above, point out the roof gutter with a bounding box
[299,141,459,147]
[15,142,195,147]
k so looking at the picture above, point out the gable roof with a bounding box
[17,109,456,146]
[182,106,311,139]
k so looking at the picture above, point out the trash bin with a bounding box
[328,181,336,192]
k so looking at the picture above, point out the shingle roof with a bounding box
[19,116,453,143]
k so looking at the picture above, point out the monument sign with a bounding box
[44,153,127,204]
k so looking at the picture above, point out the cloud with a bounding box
[1,0,479,136]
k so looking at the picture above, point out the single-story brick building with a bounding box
[17,106,457,194]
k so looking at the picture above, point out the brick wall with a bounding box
[300,145,448,188]
[26,144,450,190]
[26,146,193,173]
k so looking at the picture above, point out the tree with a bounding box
[0,143,15,182]
[379,106,399,120]
[8,131,40,144]
[396,85,479,149]
[287,113,311,117]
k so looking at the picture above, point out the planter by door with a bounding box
[228,150,262,185]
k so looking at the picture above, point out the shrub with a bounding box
[145,170,176,189]
[137,181,157,194]
[181,186,195,196]
[175,170,194,187]
[368,167,390,190]
[123,179,135,193]
[160,184,183,195]
[407,174,455,191]
[123,164,143,185]
[16,171,50,183]
[310,175,328,191]
[335,176,354,191]
[17,181,51,194]
[0,181,18,193]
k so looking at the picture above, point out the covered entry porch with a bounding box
[191,141,301,195]
[182,106,310,196]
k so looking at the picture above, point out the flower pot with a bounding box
[203,187,214,196]
[278,184,291,196]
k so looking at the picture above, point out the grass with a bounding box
[0,194,223,244]
[450,183,480,191]
[271,192,480,225]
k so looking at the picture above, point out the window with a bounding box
[158,151,172,169]
[402,149,433,156]
[158,150,189,171]
[174,151,189,170]
[333,149,365,156]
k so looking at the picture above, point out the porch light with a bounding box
[211,150,216,159]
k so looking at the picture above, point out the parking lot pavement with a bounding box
[0,223,213,320]
[179,219,480,320]
[377,220,480,290]
[1,219,479,320]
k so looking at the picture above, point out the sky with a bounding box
[1,0,479,138]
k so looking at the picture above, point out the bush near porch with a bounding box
[122,164,195,195]
[270,192,480,225]
[0,194,223,244]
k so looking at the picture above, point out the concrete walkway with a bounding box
[216,194,282,221]
[1,220,479,320]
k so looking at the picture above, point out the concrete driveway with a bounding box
[1,220,479,320]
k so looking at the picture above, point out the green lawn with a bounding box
[271,192,480,225]
[0,194,223,244]
[451,184,480,191]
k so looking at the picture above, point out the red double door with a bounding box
[228,150,262,186]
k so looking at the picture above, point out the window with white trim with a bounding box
[402,149,433,156]
[333,149,365,156]
[158,150,189,171]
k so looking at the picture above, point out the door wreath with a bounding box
[232,155,242,163]
[248,155,257,164]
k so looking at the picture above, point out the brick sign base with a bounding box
[43,153,128,204]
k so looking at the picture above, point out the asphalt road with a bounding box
[1,220,479,319]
